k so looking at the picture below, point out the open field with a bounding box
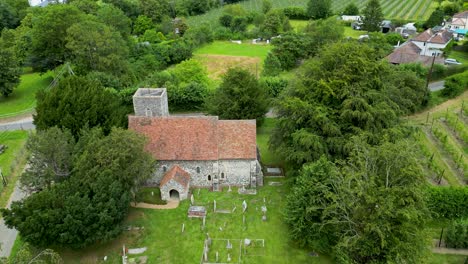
[194,41,272,60]
[408,91,468,186]
[0,130,28,208]
[0,72,53,120]
[187,0,437,26]
[55,178,332,263]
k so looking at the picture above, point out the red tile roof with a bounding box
[412,29,452,44]
[451,18,465,26]
[386,42,444,66]
[412,29,433,42]
[454,11,468,18]
[128,116,257,160]
[160,165,190,188]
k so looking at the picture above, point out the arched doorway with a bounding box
[169,189,180,200]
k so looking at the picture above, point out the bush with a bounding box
[259,76,288,97]
[426,187,468,219]
[431,63,447,80]
[445,219,468,249]
[283,7,308,20]
[441,71,468,98]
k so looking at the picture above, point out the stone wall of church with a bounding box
[160,179,189,201]
[147,159,262,188]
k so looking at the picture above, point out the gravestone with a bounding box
[232,206,237,213]
[227,253,231,262]
[244,238,251,246]
[190,194,194,205]
[262,215,267,221]
[261,206,267,213]
[202,216,206,230]
[242,200,247,213]
[213,200,217,212]
[226,240,232,249]
[216,251,219,262]
[181,223,185,233]
[228,185,232,192]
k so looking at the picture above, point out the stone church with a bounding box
[128,88,263,201]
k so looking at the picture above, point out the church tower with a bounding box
[133,88,169,117]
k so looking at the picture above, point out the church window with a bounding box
[196,167,201,173]
[162,165,167,173]
[208,175,211,181]
[221,173,225,179]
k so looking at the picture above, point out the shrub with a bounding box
[431,64,447,80]
[445,219,468,249]
[441,71,468,98]
[259,76,288,97]
[426,187,468,219]
[283,7,308,19]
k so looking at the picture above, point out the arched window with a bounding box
[208,175,211,181]
[162,166,167,173]
[221,172,225,179]
[196,167,201,173]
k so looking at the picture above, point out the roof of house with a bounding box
[128,116,257,161]
[160,165,190,188]
[412,29,452,44]
[386,42,444,66]
[454,11,468,18]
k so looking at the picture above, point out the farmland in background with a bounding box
[187,0,437,26]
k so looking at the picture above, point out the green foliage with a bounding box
[207,67,268,123]
[29,4,84,72]
[261,9,291,38]
[0,243,62,264]
[282,7,308,19]
[262,0,272,14]
[1,127,155,248]
[445,219,468,249]
[0,46,21,97]
[34,76,127,138]
[307,0,332,19]
[141,29,166,43]
[385,32,405,45]
[362,0,383,32]
[285,141,430,262]
[97,3,132,38]
[259,76,288,97]
[176,0,212,16]
[134,15,154,35]
[424,8,445,29]
[441,71,468,98]
[342,3,359,15]
[184,23,214,47]
[70,0,100,14]
[270,41,427,168]
[20,127,75,192]
[66,19,129,75]
[440,0,460,16]
[426,187,468,219]
[139,0,170,23]
[399,63,429,79]
[262,52,282,76]
[0,0,28,31]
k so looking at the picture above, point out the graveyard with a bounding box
[58,177,331,263]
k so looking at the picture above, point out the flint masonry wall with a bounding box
[133,88,169,117]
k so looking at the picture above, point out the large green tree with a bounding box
[306,0,332,19]
[34,76,127,138]
[20,127,75,192]
[343,3,359,15]
[207,67,268,123]
[2,128,155,248]
[270,41,427,168]
[66,19,129,75]
[0,44,21,97]
[29,4,84,72]
[97,3,132,38]
[362,0,383,32]
[285,141,430,263]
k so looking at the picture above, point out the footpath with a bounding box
[0,184,27,258]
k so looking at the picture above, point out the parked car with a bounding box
[444,58,462,65]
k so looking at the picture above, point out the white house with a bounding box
[449,11,468,30]
[411,29,452,57]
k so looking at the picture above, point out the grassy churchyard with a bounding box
[58,178,331,263]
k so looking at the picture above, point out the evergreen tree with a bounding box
[342,3,359,15]
[306,0,332,19]
[0,47,21,97]
[424,8,444,29]
[362,0,383,32]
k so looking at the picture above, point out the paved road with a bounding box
[0,184,27,258]
[0,117,34,131]
[429,80,445,92]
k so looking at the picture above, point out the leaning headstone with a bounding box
[232,206,237,213]
[213,200,217,212]
[181,223,185,233]
[190,194,194,205]
[228,185,232,192]
[242,200,247,213]
[227,253,231,262]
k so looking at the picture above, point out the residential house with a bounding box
[411,28,453,57]
[386,41,444,67]
[449,10,468,30]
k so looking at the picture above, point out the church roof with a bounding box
[160,165,190,188]
[128,116,257,161]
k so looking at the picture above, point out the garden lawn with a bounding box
[344,27,364,39]
[449,50,468,65]
[0,130,28,208]
[59,178,332,263]
[194,41,272,61]
[0,72,53,119]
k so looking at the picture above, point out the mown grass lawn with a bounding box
[194,41,272,61]
[257,118,282,166]
[448,50,468,65]
[0,130,29,208]
[58,178,332,263]
[0,72,53,119]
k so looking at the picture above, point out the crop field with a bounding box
[187,0,437,26]
[409,91,468,186]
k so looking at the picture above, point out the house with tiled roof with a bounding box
[449,11,468,30]
[128,88,263,201]
[386,42,444,66]
[411,28,453,57]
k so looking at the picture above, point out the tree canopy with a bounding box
[362,0,383,32]
[207,67,268,123]
[0,41,21,97]
[306,0,332,19]
[34,76,127,138]
[342,3,359,15]
[2,127,155,248]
